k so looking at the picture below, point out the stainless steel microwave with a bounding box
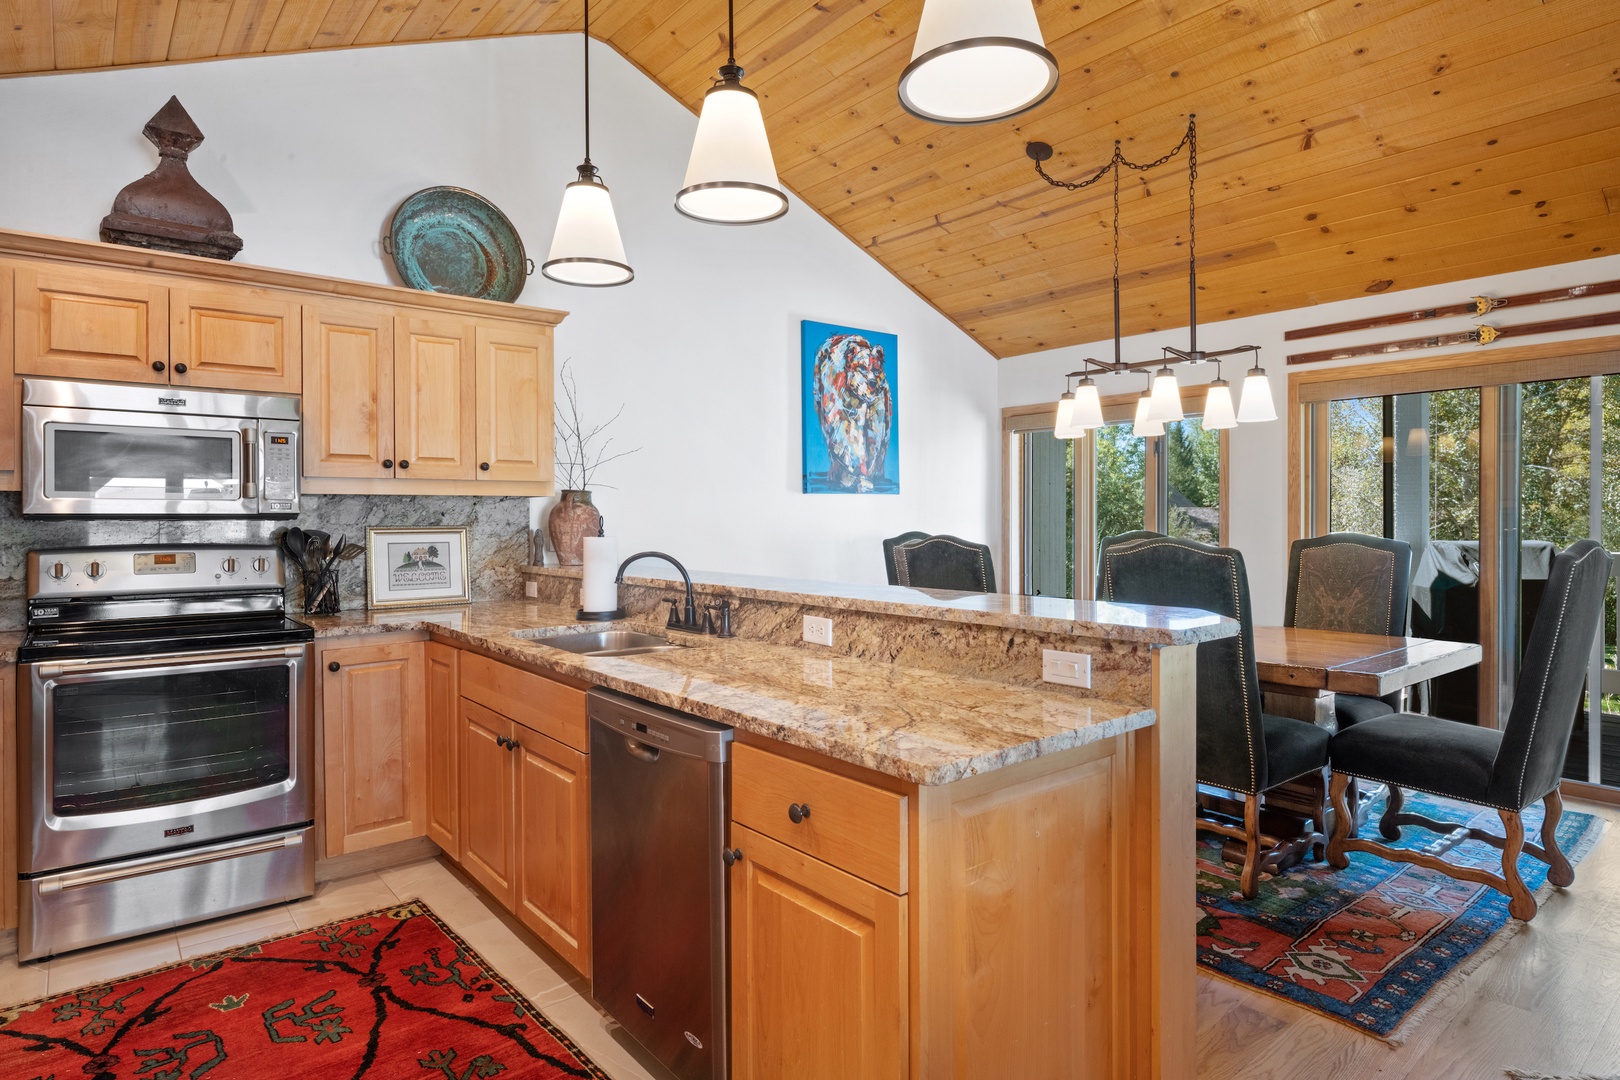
[22,379,301,518]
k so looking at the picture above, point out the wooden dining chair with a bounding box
[1098,533,1332,898]
[1326,539,1612,921]
[890,534,997,593]
[1285,533,1413,727]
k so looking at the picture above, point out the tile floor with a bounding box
[0,855,677,1080]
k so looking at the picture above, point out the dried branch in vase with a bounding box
[554,359,640,491]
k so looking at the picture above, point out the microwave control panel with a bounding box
[262,430,298,508]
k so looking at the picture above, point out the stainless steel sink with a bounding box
[534,630,686,657]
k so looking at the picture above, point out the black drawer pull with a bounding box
[381,459,394,469]
[788,802,811,824]
[328,661,340,672]
[398,459,410,469]
[722,848,742,867]
[174,362,188,374]
[480,462,490,471]
[151,360,166,372]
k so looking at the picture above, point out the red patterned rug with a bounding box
[0,900,607,1078]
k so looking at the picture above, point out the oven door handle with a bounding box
[36,829,307,894]
[33,643,307,679]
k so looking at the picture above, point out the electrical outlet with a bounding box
[802,615,834,648]
[1042,649,1092,688]
[524,580,538,598]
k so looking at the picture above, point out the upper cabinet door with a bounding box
[13,263,168,383]
[302,301,395,478]
[170,283,300,394]
[395,316,476,481]
[475,323,552,484]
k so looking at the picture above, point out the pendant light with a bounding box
[675,0,788,225]
[1146,363,1184,423]
[1132,390,1164,438]
[1072,375,1104,429]
[899,0,1059,125]
[1238,360,1278,423]
[542,0,632,287]
[1202,363,1239,430]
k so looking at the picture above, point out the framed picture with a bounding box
[801,319,899,494]
[365,526,471,608]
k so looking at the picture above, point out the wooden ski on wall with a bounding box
[1283,279,1620,341]
[1286,311,1620,366]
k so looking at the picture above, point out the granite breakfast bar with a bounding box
[306,568,1236,1079]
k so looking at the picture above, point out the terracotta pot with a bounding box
[548,490,602,566]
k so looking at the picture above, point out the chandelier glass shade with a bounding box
[898,0,1059,125]
[1146,364,1185,423]
[1201,378,1239,430]
[1132,391,1164,438]
[1238,364,1278,423]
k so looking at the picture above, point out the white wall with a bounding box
[0,36,999,586]
[999,253,1620,623]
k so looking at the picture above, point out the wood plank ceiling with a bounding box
[4,0,1617,358]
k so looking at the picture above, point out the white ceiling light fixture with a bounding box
[1237,360,1278,423]
[542,0,632,287]
[1146,363,1184,423]
[898,0,1059,125]
[1202,365,1239,430]
[675,0,788,225]
[1132,390,1164,438]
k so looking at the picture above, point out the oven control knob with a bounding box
[47,561,68,581]
[221,558,239,575]
[251,557,270,575]
[85,561,104,580]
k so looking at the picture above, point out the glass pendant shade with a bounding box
[1072,377,1104,430]
[1237,366,1278,423]
[1201,378,1238,430]
[542,167,633,287]
[1132,392,1164,438]
[676,72,788,224]
[1053,392,1078,439]
[898,0,1058,124]
[1146,365,1184,423]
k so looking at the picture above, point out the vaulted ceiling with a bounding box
[5,0,1617,358]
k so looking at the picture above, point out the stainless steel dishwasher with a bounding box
[589,689,732,1080]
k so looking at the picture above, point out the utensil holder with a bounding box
[303,566,341,615]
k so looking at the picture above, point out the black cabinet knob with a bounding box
[381,459,393,469]
[722,848,743,867]
[398,459,410,469]
[174,362,188,374]
[328,661,340,672]
[151,360,166,372]
[788,802,811,824]
[480,462,490,471]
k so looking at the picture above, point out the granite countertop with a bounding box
[0,631,21,665]
[525,565,1237,647]
[304,600,1161,786]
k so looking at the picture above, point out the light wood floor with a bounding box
[1197,798,1620,1080]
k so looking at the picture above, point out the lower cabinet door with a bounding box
[513,724,591,978]
[320,639,426,856]
[730,824,908,1080]
[424,642,460,859]
[459,698,516,908]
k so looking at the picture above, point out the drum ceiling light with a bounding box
[675,0,788,225]
[898,0,1058,124]
[1032,116,1276,439]
[541,0,632,287]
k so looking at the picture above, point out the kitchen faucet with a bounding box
[615,551,731,636]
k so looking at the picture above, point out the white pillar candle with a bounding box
[581,536,619,614]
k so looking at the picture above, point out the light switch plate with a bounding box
[524,580,538,598]
[803,615,834,647]
[1042,648,1092,688]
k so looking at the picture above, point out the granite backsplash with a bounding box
[0,492,533,629]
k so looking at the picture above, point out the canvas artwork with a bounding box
[801,320,899,494]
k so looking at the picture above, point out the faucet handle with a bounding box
[701,606,715,634]
[712,598,735,638]
[665,599,682,628]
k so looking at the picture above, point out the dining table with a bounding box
[1203,625,1484,873]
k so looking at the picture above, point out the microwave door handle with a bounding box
[242,427,256,500]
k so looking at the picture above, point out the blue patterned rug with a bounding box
[1196,791,1605,1042]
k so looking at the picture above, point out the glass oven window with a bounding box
[47,423,238,500]
[51,666,291,815]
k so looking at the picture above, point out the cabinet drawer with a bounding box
[460,652,588,753]
[732,743,908,894]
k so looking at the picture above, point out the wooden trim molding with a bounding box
[1290,334,1620,402]
[0,228,568,328]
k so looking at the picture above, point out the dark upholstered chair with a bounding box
[1285,533,1413,728]
[1098,533,1332,897]
[882,531,929,586]
[1095,529,1164,596]
[1327,540,1613,921]
[890,534,997,593]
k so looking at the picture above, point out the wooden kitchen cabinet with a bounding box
[424,641,461,860]
[319,638,426,856]
[302,300,395,479]
[170,282,301,394]
[12,262,169,383]
[459,697,518,908]
[475,323,550,483]
[730,824,907,1080]
[394,315,477,480]
[1,665,15,930]
[513,722,591,976]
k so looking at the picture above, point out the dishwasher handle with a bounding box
[623,736,661,763]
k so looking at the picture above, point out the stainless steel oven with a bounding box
[22,378,301,517]
[17,545,315,960]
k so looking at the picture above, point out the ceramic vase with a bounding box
[548,490,602,566]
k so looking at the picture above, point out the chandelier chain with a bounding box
[1031,118,1194,191]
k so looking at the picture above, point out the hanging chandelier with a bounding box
[541,0,633,287]
[1030,116,1275,439]
[675,0,788,225]
[898,0,1059,125]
